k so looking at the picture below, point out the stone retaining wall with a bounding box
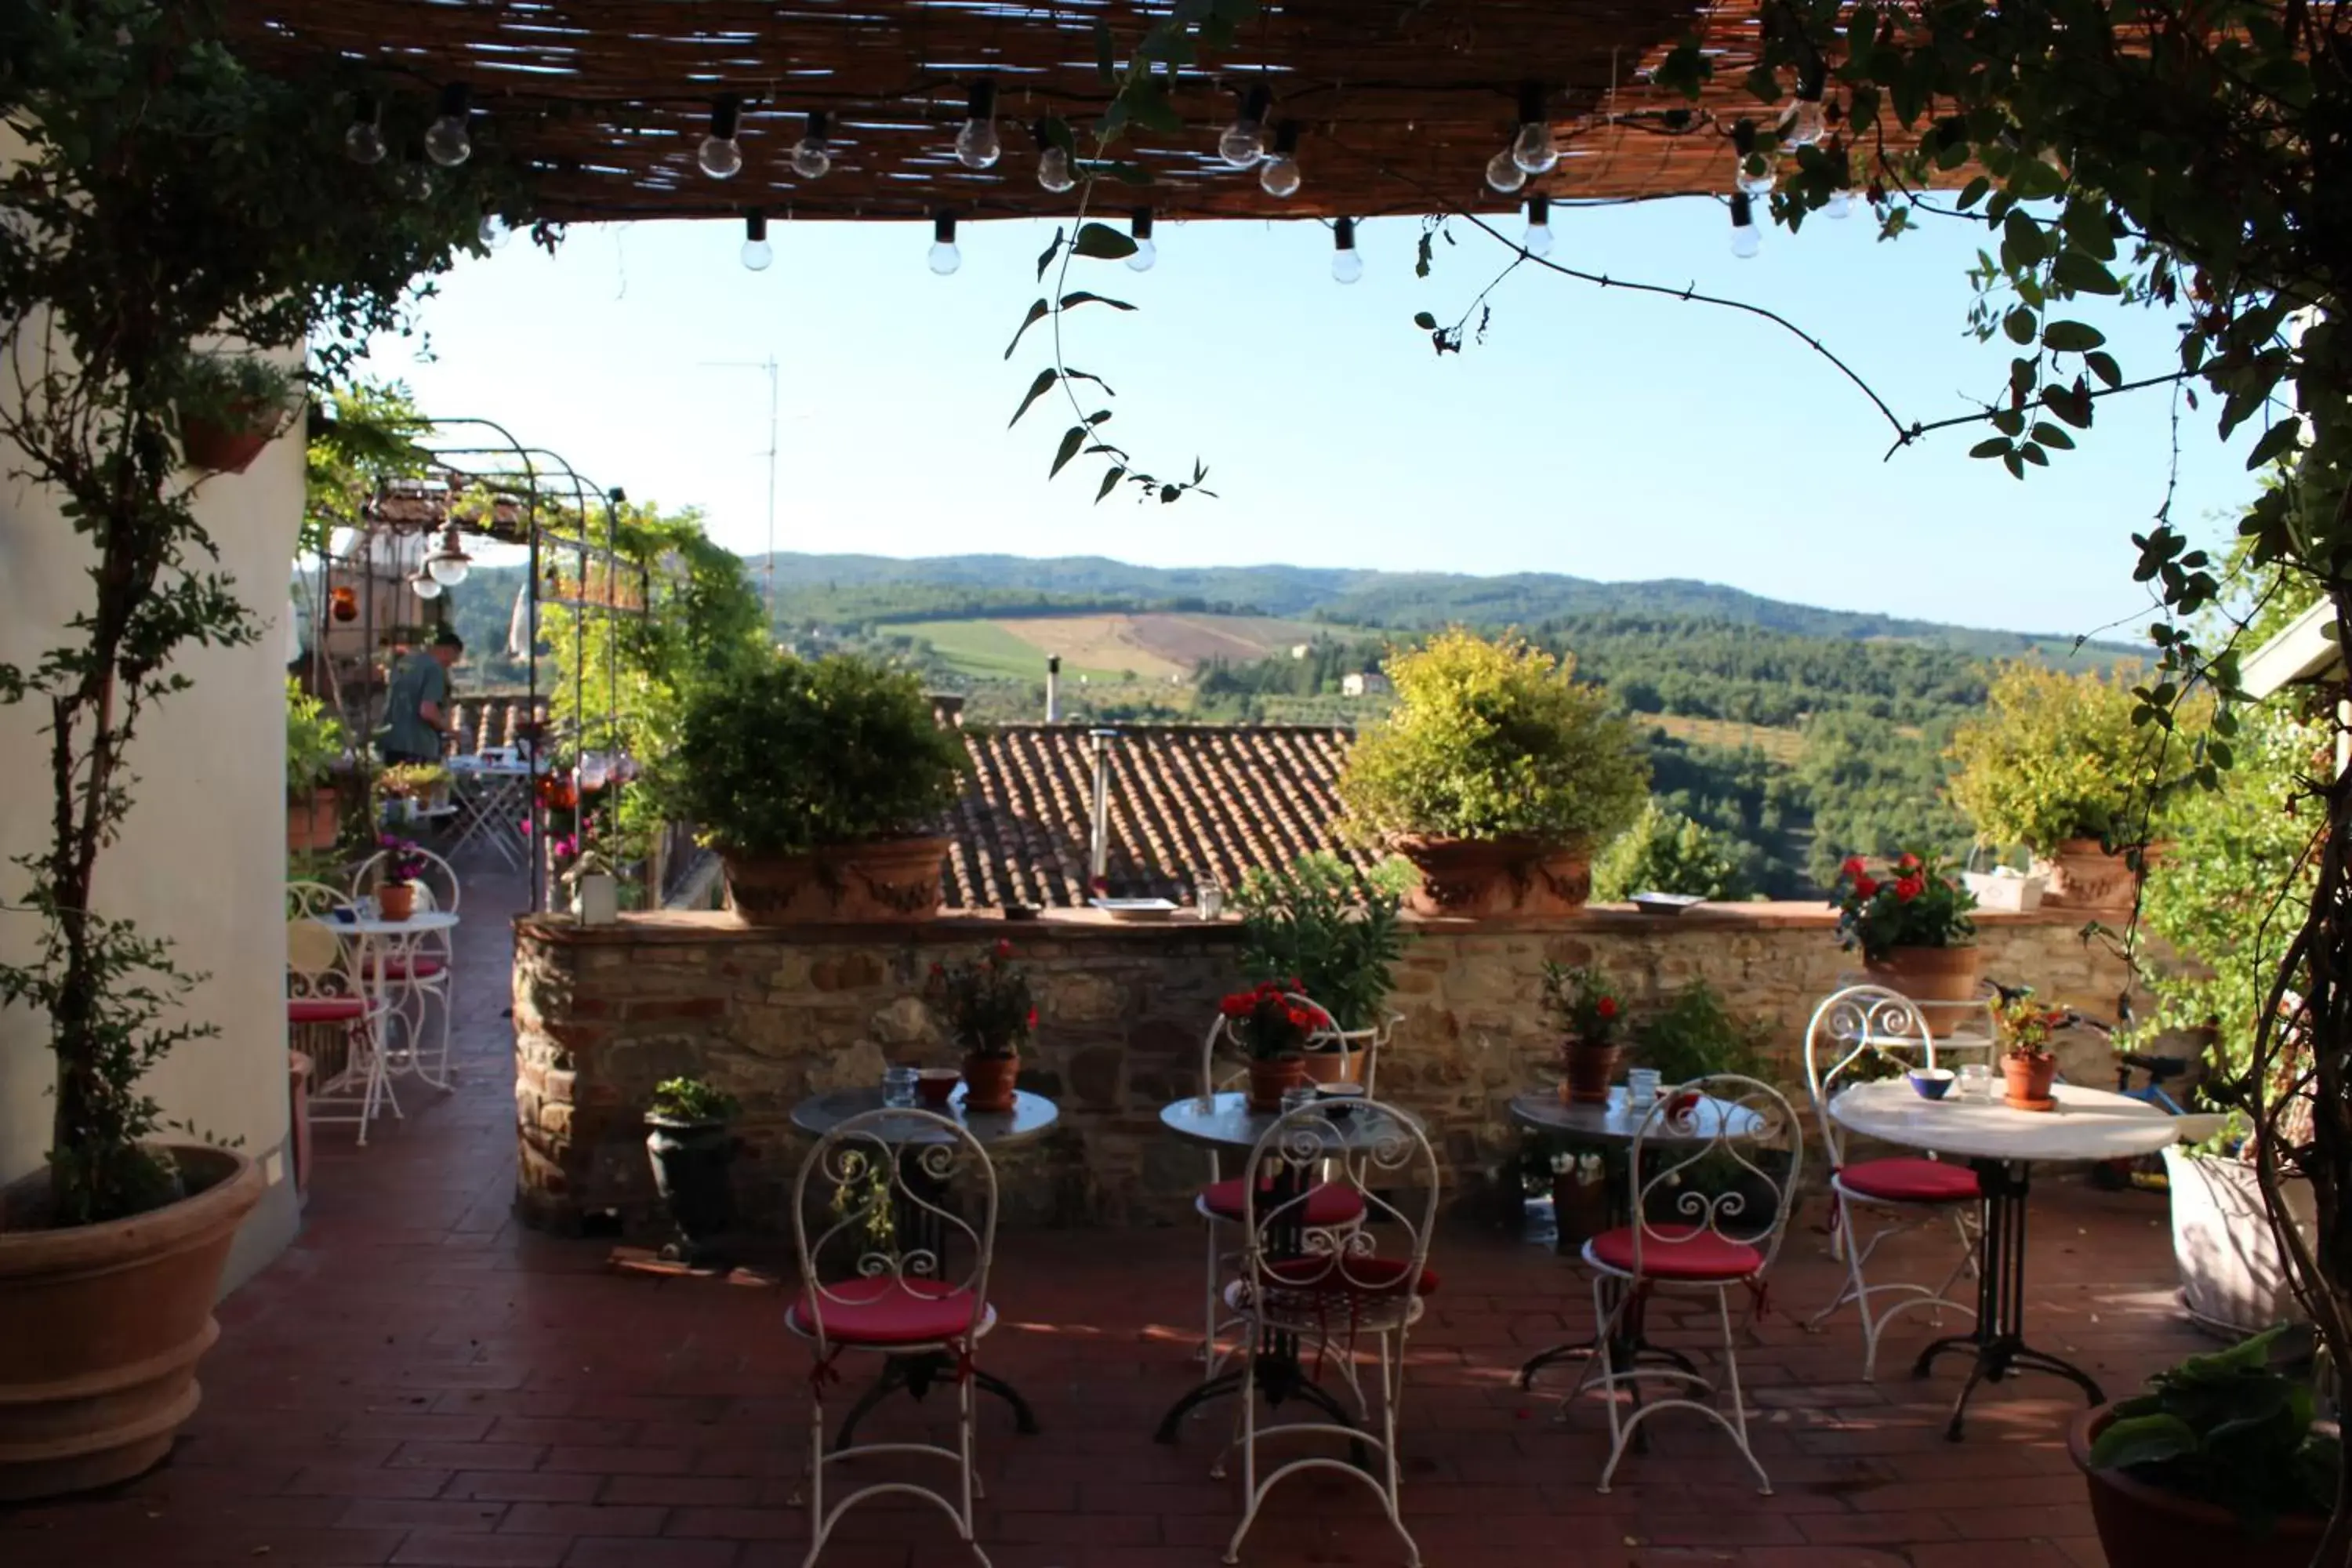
[511,905,2134,1238]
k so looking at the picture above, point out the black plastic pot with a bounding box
[644,1116,738,1264]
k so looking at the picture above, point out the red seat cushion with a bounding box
[1255,1254,1439,1299]
[1199,1177,1367,1227]
[1588,1225,1763,1282]
[786,1276,984,1346]
[288,997,366,1024]
[367,956,447,981]
[1837,1156,1980,1204]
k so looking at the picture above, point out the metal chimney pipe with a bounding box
[1087,727,1119,887]
[1046,655,1062,722]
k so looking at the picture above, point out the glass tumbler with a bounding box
[883,1065,918,1108]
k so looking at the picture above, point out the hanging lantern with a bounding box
[330,586,358,622]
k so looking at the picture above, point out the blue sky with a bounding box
[369,197,2259,640]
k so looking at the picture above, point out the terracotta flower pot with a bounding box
[1246,1057,1308,1114]
[960,1052,1020,1113]
[1862,944,1984,1004]
[1559,1040,1623,1105]
[1299,1045,1366,1086]
[376,882,417,922]
[179,413,274,476]
[1392,834,1592,919]
[721,835,949,926]
[2068,1404,2323,1568]
[2035,839,2160,913]
[0,1147,264,1501]
[285,786,341,852]
[2002,1051,2060,1110]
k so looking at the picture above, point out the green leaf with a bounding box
[1956,176,1991,210]
[2085,350,2123,389]
[2089,1413,2199,1472]
[1094,466,1126,504]
[1003,299,1049,360]
[1009,368,1058,428]
[2031,422,2077,450]
[2053,250,2124,296]
[2003,307,2037,346]
[1413,311,1438,330]
[1094,19,1116,81]
[2245,417,2303,470]
[2041,320,2107,354]
[1071,222,1139,260]
[2019,441,2049,467]
[1035,227,1065,283]
[1051,424,1087,478]
[1968,437,2010,459]
[1060,291,1138,314]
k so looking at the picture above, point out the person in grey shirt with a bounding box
[378,627,462,765]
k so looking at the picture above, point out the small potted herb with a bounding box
[1831,851,1980,1001]
[925,940,1035,1112]
[175,352,299,474]
[373,835,427,922]
[644,1077,741,1265]
[1994,989,2066,1110]
[1541,962,1625,1105]
[1217,980,1331,1112]
[2070,1325,2334,1568]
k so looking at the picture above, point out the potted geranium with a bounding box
[643,652,969,925]
[1336,630,1648,917]
[644,1077,740,1266]
[286,678,345,852]
[1947,663,2180,912]
[1234,851,1414,1083]
[373,835,427,922]
[1994,989,2066,1110]
[376,761,448,822]
[926,939,1034,1112]
[1541,962,1626,1105]
[1218,980,1332,1111]
[175,351,300,475]
[2068,1326,2332,1568]
[1831,851,1981,1001]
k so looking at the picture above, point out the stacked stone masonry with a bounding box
[512,904,2135,1238]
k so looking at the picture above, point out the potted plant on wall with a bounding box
[925,939,1034,1112]
[643,652,970,925]
[2067,1325,2333,1568]
[1994,989,2067,1111]
[1337,629,1649,918]
[1218,981,1330,1112]
[286,677,346,851]
[1947,663,2182,912]
[1233,851,1414,1083]
[1831,851,1981,1002]
[644,1077,740,1267]
[1541,962,1627,1105]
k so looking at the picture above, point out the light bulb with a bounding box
[1219,84,1272,169]
[1127,211,1156,272]
[424,83,471,168]
[792,111,831,180]
[929,215,961,275]
[1826,187,1854,220]
[1485,147,1527,194]
[394,160,433,201]
[741,212,772,271]
[344,96,385,165]
[409,571,444,601]
[1737,158,1776,197]
[954,80,1000,169]
[698,97,743,180]
[1259,122,1302,198]
[1330,217,1363,285]
[1730,193,1762,259]
[1035,129,1075,194]
[426,528,471,586]
[1523,194,1554,258]
[478,212,512,249]
[1511,84,1559,174]
[1782,96,1828,148]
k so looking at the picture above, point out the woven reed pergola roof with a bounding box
[221,1,1910,224]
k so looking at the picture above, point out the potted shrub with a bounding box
[1218,980,1330,1112]
[285,677,345,852]
[924,939,1034,1112]
[1541,962,1627,1105]
[1947,663,2180,912]
[1831,851,1981,1001]
[643,653,969,925]
[2068,1325,2334,1568]
[376,760,448,823]
[1994,989,2065,1110]
[644,1078,740,1266]
[372,835,426,922]
[1233,851,1414,1083]
[175,351,299,475]
[1336,630,1648,917]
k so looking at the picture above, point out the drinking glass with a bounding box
[883,1065,918,1109]
[1958,1062,1991,1102]
[1626,1068,1663,1105]
[1279,1083,1317,1116]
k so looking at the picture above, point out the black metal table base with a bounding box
[831,1353,1040,1451]
[1913,1158,2103,1440]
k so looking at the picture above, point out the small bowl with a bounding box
[1907,1067,1957,1102]
[330,906,358,924]
[916,1069,961,1109]
[1314,1081,1366,1118]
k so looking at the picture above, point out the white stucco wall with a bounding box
[0,342,303,1292]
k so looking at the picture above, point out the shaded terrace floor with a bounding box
[2,886,2201,1567]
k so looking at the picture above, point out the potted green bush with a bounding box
[2069,1325,2334,1568]
[1947,663,2179,912]
[175,352,301,475]
[1628,985,1784,1228]
[644,1078,740,1266]
[1592,801,1748,903]
[925,938,1034,1112]
[1336,630,1648,917]
[285,677,346,851]
[1830,851,1981,1001]
[1233,851,1414,1083]
[644,652,970,924]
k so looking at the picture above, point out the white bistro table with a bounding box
[445,758,533,869]
[315,909,461,1091]
[1828,1078,2203,1439]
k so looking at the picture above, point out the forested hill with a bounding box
[750,550,2127,657]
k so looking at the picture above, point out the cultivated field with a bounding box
[902,612,1322,682]
[1638,713,1808,763]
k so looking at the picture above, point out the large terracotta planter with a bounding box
[1862,944,1983,1003]
[286,787,340,853]
[1299,1045,1367,1086]
[0,1146,263,1501]
[721,836,949,926]
[1393,835,1591,918]
[2035,838,2161,913]
[2069,1404,2324,1568]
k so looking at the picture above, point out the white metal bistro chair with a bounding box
[1802,985,1981,1377]
[350,844,459,1085]
[1572,1074,1803,1495]
[286,880,395,1144]
[1223,1096,1439,1567]
[786,1108,999,1568]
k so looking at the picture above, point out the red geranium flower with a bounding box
[1596,996,1619,1020]
[1896,852,1922,873]
[1025,1007,1038,1029]
[1854,876,1880,898]
[1840,855,1866,879]
[1894,876,1923,902]
[1285,1006,1315,1030]
[993,938,1014,960]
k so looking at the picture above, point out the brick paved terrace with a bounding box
[2,882,2205,1568]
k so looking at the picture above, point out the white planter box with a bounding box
[2164,1144,2316,1337]
[1961,868,2047,913]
